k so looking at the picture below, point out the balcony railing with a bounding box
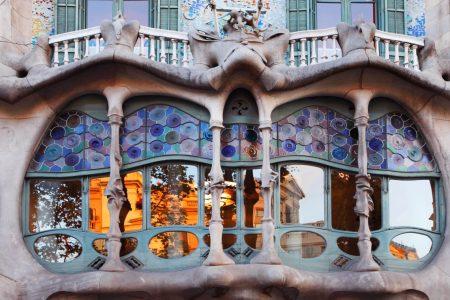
[48,25,424,71]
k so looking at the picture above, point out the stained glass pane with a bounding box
[121,108,146,164]
[29,179,82,233]
[328,110,358,166]
[367,117,387,169]
[221,124,240,161]
[84,115,110,170]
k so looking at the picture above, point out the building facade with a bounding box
[0,0,449,298]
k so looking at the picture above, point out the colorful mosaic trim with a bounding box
[220,124,263,161]
[274,106,358,167]
[29,111,111,172]
[120,105,212,164]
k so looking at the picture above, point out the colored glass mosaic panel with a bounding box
[276,106,329,160]
[121,108,146,164]
[328,110,358,166]
[240,124,262,161]
[270,123,278,158]
[146,105,201,158]
[221,124,240,161]
[84,116,111,170]
[29,111,86,172]
[200,121,213,159]
[367,117,387,169]
[386,113,435,172]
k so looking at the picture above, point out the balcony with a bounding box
[49,24,424,70]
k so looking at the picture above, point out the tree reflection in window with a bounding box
[34,234,82,263]
[149,231,198,259]
[243,168,264,228]
[150,164,198,226]
[331,170,381,231]
[204,167,237,228]
[29,179,82,233]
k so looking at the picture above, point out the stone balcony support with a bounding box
[250,121,282,265]
[347,90,380,272]
[203,120,235,266]
[100,86,131,272]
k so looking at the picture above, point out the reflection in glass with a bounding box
[149,231,199,258]
[331,170,381,231]
[351,2,375,24]
[204,168,237,228]
[243,169,264,228]
[92,237,138,257]
[29,179,82,233]
[280,165,324,226]
[317,3,341,29]
[388,180,436,231]
[337,237,379,256]
[150,165,198,226]
[34,234,82,263]
[87,0,113,28]
[280,231,326,258]
[390,233,432,260]
[89,171,144,233]
[245,233,263,250]
[203,234,237,249]
[124,0,149,26]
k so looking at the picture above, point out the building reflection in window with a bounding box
[389,233,432,260]
[331,170,381,231]
[388,179,436,231]
[150,164,198,226]
[280,165,325,227]
[280,231,326,258]
[149,231,199,259]
[89,171,144,233]
[29,179,82,233]
[204,167,237,228]
[87,0,113,28]
[243,168,264,228]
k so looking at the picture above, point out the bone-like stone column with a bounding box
[250,121,282,265]
[203,120,234,266]
[347,90,380,272]
[100,86,131,272]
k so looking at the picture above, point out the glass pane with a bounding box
[388,180,436,231]
[243,168,264,228]
[351,3,375,24]
[331,170,382,231]
[245,233,263,250]
[92,237,138,257]
[124,0,149,26]
[280,231,326,258]
[122,171,144,231]
[390,233,432,260]
[29,179,82,233]
[337,237,379,256]
[149,231,199,258]
[150,164,198,226]
[317,3,341,29]
[34,234,82,263]
[87,0,113,27]
[204,168,237,228]
[203,234,237,249]
[89,176,109,233]
[280,165,325,226]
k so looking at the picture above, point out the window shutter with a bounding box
[287,0,308,32]
[157,0,178,30]
[56,0,76,33]
[385,0,405,34]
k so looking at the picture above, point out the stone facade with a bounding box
[0,1,449,299]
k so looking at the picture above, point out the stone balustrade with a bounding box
[48,25,424,71]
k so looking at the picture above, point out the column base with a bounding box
[250,218,282,265]
[203,249,235,266]
[203,220,235,266]
[100,238,129,272]
[349,257,380,272]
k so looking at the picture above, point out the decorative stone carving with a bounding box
[250,124,282,265]
[419,38,450,82]
[337,21,376,56]
[100,86,131,272]
[203,122,235,266]
[101,14,140,52]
